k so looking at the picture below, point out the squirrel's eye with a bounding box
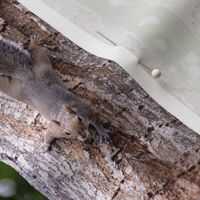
[64,131,70,136]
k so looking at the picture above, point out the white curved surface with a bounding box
[18,0,200,135]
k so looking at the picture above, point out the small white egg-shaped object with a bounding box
[151,69,161,78]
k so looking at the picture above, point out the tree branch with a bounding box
[1,1,200,199]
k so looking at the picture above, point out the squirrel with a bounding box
[0,36,111,151]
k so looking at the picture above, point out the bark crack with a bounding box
[111,179,125,200]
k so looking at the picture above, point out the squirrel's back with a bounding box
[0,36,32,79]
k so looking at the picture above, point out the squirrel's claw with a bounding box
[90,120,112,144]
[29,35,43,50]
[98,129,112,144]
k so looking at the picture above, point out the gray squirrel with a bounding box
[0,36,111,150]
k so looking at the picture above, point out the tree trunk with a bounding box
[1,1,200,199]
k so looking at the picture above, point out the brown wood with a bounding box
[0,1,200,199]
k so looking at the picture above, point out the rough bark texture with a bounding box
[1,1,200,200]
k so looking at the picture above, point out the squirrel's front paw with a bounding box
[97,127,112,144]
[83,117,112,144]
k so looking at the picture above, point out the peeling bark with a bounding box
[0,1,200,199]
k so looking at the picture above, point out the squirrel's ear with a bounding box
[63,106,84,122]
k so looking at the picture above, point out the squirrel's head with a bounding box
[59,106,88,141]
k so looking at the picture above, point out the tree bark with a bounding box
[1,1,200,199]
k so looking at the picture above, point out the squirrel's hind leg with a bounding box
[28,35,54,77]
[28,35,43,50]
